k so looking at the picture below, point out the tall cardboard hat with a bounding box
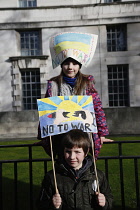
[49,32,98,69]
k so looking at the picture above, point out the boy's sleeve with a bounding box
[99,171,113,210]
[36,174,62,210]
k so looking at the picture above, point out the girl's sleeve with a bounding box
[37,81,50,140]
[92,92,109,137]
[87,75,109,137]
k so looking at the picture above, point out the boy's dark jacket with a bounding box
[37,156,113,210]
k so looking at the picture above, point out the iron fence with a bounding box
[0,140,140,210]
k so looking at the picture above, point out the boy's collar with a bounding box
[62,155,93,179]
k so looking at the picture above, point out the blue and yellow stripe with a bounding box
[54,33,92,55]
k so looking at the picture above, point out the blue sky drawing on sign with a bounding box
[37,95,97,137]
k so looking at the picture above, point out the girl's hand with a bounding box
[52,193,62,209]
[100,137,114,145]
[96,192,106,207]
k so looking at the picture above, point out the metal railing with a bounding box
[0,140,140,210]
[98,140,140,210]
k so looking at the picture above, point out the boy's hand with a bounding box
[96,192,106,207]
[52,193,62,209]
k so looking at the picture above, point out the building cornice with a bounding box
[0,1,139,10]
[0,2,139,28]
[1,15,140,30]
[9,55,49,61]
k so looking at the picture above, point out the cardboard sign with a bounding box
[37,95,97,138]
[49,32,98,69]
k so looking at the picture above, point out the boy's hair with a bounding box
[61,129,91,155]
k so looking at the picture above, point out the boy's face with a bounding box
[64,146,86,170]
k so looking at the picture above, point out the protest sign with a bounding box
[37,95,97,138]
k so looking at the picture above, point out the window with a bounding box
[21,69,41,110]
[108,65,129,107]
[19,0,37,7]
[20,31,41,56]
[107,25,127,52]
[105,0,121,2]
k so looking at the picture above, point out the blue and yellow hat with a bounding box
[49,32,98,69]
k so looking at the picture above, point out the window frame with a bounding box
[19,0,37,8]
[21,68,41,110]
[104,0,121,3]
[19,30,42,56]
[107,24,127,52]
[108,64,129,107]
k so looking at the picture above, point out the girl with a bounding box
[37,32,113,159]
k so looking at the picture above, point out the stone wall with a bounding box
[0,107,139,139]
[105,107,140,135]
[0,111,39,139]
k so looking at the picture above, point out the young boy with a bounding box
[37,129,113,210]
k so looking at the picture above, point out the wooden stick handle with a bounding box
[90,133,100,194]
[49,136,58,194]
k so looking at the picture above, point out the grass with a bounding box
[0,136,140,210]
[97,136,140,210]
[0,140,50,210]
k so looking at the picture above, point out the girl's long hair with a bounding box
[50,70,97,94]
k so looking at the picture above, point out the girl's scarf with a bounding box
[63,76,77,87]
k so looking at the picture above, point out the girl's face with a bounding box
[61,58,80,78]
[64,146,86,170]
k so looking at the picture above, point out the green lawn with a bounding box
[0,136,140,210]
[97,136,140,210]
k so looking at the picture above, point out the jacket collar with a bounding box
[55,155,95,180]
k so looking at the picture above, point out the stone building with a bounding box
[0,0,140,138]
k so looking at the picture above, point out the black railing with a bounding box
[0,140,140,210]
[98,140,140,210]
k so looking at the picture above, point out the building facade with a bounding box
[0,0,140,137]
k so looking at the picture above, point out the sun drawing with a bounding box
[37,95,93,123]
